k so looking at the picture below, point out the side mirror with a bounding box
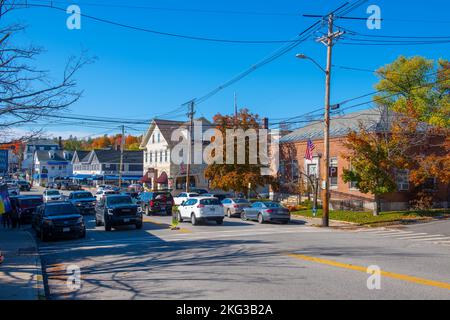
[181,201,186,207]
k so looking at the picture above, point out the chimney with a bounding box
[262,118,269,130]
[58,136,63,149]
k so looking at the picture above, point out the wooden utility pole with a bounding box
[185,101,195,192]
[317,14,344,227]
[118,125,125,189]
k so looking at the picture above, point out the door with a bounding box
[179,199,192,219]
[248,203,261,220]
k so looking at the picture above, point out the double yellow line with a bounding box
[287,253,450,291]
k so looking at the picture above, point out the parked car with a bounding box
[203,193,233,202]
[68,191,96,214]
[95,195,142,231]
[10,195,43,224]
[173,192,200,206]
[46,182,61,189]
[190,188,209,195]
[17,180,31,192]
[61,182,82,191]
[222,198,251,218]
[43,189,63,202]
[139,192,174,216]
[242,202,290,224]
[33,202,86,241]
[128,184,143,193]
[176,197,225,226]
[95,189,117,202]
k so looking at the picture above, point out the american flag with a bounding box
[305,139,315,161]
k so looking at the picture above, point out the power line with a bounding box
[23,0,303,17]
[15,2,304,44]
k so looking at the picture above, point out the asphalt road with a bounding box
[23,188,450,300]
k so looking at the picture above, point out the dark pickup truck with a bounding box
[95,194,142,231]
[68,191,97,214]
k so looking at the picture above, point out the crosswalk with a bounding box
[38,226,327,255]
[354,227,450,247]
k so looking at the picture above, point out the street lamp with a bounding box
[296,52,332,228]
[296,54,327,74]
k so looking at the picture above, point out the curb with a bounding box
[24,231,46,300]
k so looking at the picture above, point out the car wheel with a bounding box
[241,212,247,221]
[216,219,224,225]
[79,229,86,239]
[177,212,183,223]
[136,222,143,230]
[227,209,232,218]
[95,217,101,227]
[258,214,264,224]
[105,221,112,232]
[191,213,198,226]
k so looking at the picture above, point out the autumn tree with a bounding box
[343,56,450,215]
[204,109,278,195]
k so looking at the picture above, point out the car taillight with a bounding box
[233,204,239,208]
[197,204,205,208]
[266,209,274,213]
[149,200,154,206]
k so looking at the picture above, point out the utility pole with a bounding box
[316,14,344,227]
[118,125,125,189]
[234,92,238,127]
[185,100,195,193]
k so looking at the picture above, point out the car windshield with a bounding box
[107,196,132,205]
[263,202,282,208]
[234,199,249,204]
[44,204,78,216]
[46,191,60,196]
[200,198,221,206]
[73,192,93,199]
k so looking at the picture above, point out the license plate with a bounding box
[122,209,131,213]
[123,219,130,223]
[63,227,70,232]
[210,208,215,212]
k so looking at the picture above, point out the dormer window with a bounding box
[152,134,155,144]
[157,133,161,143]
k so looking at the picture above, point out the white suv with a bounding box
[177,197,225,226]
[173,192,199,206]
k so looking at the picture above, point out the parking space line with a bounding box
[286,253,450,291]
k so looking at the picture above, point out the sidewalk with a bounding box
[0,228,45,300]
[291,214,356,228]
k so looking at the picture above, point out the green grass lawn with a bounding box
[292,208,450,226]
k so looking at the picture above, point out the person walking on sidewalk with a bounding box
[1,210,11,228]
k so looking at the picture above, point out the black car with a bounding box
[10,195,44,223]
[139,192,174,216]
[95,195,142,231]
[68,191,97,214]
[33,202,86,241]
[17,180,31,191]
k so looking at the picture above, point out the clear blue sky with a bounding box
[7,0,450,138]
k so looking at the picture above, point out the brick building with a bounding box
[278,109,449,212]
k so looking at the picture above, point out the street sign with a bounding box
[0,150,8,174]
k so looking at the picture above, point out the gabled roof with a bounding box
[35,150,72,162]
[140,118,214,149]
[72,150,90,164]
[280,109,393,144]
[91,150,143,164]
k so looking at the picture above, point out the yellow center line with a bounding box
[286,253,450,291]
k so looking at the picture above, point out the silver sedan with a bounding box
[242,202,290,224]
[222,198,251,218]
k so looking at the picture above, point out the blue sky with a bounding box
[6,0,450,138]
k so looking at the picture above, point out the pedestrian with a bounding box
[1,210,11,228]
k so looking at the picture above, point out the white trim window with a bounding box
[396,169,410,191]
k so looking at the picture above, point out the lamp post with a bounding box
[296,53,331,227]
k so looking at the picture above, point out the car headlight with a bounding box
[107,208,114,215]
[92,201,96,205]
[43,219,53,226]
[76,203,82,206]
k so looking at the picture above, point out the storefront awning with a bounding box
[156,172,168,184]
